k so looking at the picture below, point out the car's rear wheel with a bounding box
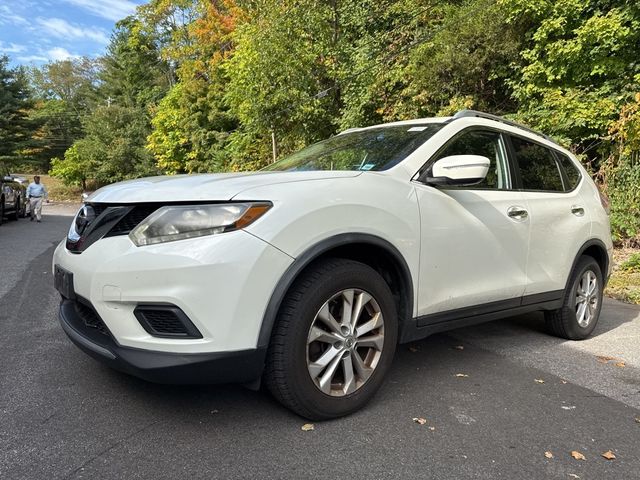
[545,256,603,340]
[264,258,398,420]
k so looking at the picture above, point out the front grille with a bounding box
[91,204,109,218]
[107,206,159,236]
[134,306,203,339]
[74,300,109,336]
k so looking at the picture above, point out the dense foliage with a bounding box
[2,0,639,241]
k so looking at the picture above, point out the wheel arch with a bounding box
[257,233,414,349]
[566,238,610,290]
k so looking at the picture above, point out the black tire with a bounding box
[264,258,398,420]
[11,198,20,221]
[545,256,603,340]
[0,200,4,226]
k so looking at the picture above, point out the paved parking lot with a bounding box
[1,209,639,479]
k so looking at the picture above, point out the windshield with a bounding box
[264,123,444,172]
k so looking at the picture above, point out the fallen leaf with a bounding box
[301,423,314,431]
[596,355,616,363]
[568,475,580,479]
[408,346,419,352]
[210,409,219,414]
[545,451,554,459]
[635,416,640,423]
[535,379,545,384]
[601,450,616,460]
[453,345,464,350]
[455,373,469,378]
[570,451,586,461]
[561,380,568,384]
[428,426,435,431]
[412,417,427,425]
[562,406,576,410]
[615,362,626,368]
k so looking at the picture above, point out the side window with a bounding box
[433,130,511,189]
[556,152,582,191]
[510,136,564,192]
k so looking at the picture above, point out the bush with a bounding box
[620,253,640,273]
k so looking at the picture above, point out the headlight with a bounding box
[129,202,272,246]
[68,204,97,243]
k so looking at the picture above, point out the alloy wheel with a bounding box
[575,270,598,328]
[306,288,384,397]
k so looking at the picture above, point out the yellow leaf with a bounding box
[301,423,314,431]
[596,355,616,363]
[534,379,545,384]
[544,451,554,459]
[601,450,616,460]
[455,373,469,378]
[615,362,626,368]
[570,451,586,460]
[412,417,427,425]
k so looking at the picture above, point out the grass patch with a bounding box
[605,248,640,304]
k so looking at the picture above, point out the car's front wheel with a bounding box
[545,256,603,340]
[11,198,20,221]
[265,258,398,420]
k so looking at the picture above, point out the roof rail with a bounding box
[451,109,555,143]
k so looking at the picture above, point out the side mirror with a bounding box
[423,155,490,186]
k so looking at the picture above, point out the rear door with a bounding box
[414,128,530,317]
[508,135,590,297]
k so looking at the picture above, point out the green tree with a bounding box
[54,16,172,185]
[147,0,239,173]
[502,0,640,153]
[0,55,34,163]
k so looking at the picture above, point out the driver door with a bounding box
[413,128,530,318]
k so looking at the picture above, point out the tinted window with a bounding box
[434,129,510,189]
[556,152,582,190]
[511,137,564,191]
[264,124,444,172]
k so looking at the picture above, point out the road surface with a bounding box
[1,206,639,479]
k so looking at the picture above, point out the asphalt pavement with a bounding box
[1,207,639,480]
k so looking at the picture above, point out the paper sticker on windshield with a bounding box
[360,163,375,171]
[407,126,428,132]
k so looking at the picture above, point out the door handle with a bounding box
[571,205,585,217]
[507,206,528,221]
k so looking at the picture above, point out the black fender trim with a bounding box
[257,233,415,349]
[566,238,610,290]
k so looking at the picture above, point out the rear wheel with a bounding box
[264,258,398,420]
[545,256,603,340]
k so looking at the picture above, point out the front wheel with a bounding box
[545,256,603,340]
[264,258,398,420]
[11,199,20,221]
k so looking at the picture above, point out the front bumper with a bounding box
[53,230,293,355]
[59,296,266,384]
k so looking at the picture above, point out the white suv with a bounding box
[54,110,612,419]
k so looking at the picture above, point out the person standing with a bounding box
[26,175,48,222]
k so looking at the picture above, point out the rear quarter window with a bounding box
[556,152,582,191]
[510,136,564,192]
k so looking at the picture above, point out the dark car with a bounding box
[0,165,24,224]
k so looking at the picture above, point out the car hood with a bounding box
[87,171,362,203]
